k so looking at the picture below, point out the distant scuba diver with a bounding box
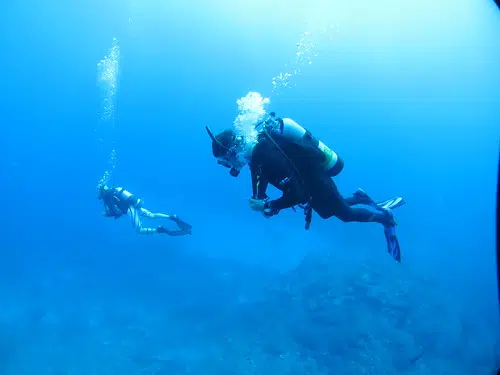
[97,185,192,236]
[206,113,406,262]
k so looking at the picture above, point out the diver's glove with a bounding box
[249,198,279,217]
[249,198,266,212]
[263,201,280,217]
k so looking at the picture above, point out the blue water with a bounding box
[2,0,500,373]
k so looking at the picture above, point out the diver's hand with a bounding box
[249,198,266,212]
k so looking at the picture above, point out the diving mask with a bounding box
[217,149,246,177]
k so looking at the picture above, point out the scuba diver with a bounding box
[97,185,193,236]
[206,113,406,262]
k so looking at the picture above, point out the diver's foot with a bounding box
[380,208,397,227]
[157,225,168,234]
[353,188,374,205]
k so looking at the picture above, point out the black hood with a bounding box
[206,127,237,158]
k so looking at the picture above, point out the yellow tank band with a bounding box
[317,141,338,170]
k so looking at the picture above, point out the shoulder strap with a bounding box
[275,117,284,133]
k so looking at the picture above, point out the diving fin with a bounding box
[380,208,401,262]
[352,189,405,262]
[376,196,406,210]
[353,189,406,211]
[169,215,193,234]
[164,229,192,236]
[384,219,401,262]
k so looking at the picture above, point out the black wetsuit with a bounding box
[250,133,390,225]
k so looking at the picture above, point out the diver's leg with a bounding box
[128,207,159,234]
[139,208,170,219]
[140,208,192,236]
[315,178,401,261]
[139,208,192,236]
[336,202,395,226]
[315,179,395,226]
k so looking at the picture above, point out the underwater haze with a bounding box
[1,0,500,374]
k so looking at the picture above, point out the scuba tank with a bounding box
[114,187,143,209]
[256,113,343,177]
[99,186,142,218]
